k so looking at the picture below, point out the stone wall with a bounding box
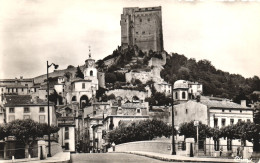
[106,89,148,102]
[108,140,171,154]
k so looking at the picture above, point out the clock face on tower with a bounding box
[88,60,94,67]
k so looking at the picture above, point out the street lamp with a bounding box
[171,81,176,155]
[47,61,59,157]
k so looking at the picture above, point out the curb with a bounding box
[122,151,236,163]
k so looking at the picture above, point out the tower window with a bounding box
[90,70,93,76]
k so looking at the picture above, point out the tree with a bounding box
[67,65,74,69]
[105,73,117,84]
[108,119,175,145]
[64,72,72,82]
[179,121,212,142]
[75,66,84,79]
[2,119,59,158]
[49,89,63,105]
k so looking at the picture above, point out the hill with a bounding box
[97,46,260,105]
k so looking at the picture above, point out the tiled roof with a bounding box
[71,78,92,83]
[200,99,248,109]
[4,95,52,106]
[6,84,27,88]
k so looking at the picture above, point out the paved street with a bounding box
[71,153,175,163]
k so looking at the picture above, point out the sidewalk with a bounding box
[0,152,70,163]
[122,151,249,163]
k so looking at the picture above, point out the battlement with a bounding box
[123,6,161,14]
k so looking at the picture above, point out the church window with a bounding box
[182,92,186,99]
[90,70,93,76]
[82,83,85,89]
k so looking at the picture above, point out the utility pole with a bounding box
[171,81,176,155]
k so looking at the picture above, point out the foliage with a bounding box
[49,89,63,105]
[64,72,72,82]
[105,73,117,83]
[145,91,171,106]
[160,53,260,103]
[96,87,107,101]
[75,66,84,79]
[2,119,59,158]
[108,119,175,145]
[67,65,74,69]
[178,121,212,141]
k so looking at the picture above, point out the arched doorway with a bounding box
[80,95,89,109]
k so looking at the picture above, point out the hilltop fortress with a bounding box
[120,6,164,52]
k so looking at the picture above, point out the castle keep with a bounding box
[120,6,164,52]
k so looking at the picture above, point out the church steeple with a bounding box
[85,45,95,68]
[88,45,91,59]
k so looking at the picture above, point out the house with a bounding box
[4,95,56,124]
[173,96,253,157]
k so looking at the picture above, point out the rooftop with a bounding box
[4,95,53,107]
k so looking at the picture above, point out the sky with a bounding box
[0,0,259,79]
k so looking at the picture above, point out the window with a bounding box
[175,92,178,99]
[222,109,224,112]
[34,88,36,92]
[222,119,226,127]
[39,115,45,123]
[9,115,15,122]
[65,143,69,150]
[140,19,142,22]
[1,88,3,92]
[247,119,251,123]
[24,107,30,113]
[148,18,150,21]
[65,127,69,139]
[182,92,186,99]
[90,70,93,76]
[82,83,85,89]
[214,118,218,128]
[9,107,15,113]
[186,109,188,114]
[240,110,242,113]
[137,109,141,113]
[230,119,234,125]
[25,84,28,87]
[238,119,242,122]
[136,32,138,34]
[24,115,30,119]
[22,88,24,92]
[40,107,45,112]
[175,111,177,116]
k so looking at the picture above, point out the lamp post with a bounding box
[47,61,59,157]
[171,81,176,155]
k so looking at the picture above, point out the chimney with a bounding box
[241,100,246,107]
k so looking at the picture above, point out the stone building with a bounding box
[120,6,164,52]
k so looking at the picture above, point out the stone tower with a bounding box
[120,6,164,52]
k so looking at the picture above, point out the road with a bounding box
[71,153,175,163]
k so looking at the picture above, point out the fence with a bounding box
[0,146,38,160]
[176,140,253,158]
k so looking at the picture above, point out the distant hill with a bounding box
[97,45,260,105]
